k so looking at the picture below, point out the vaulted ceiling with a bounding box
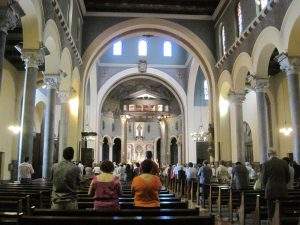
[84,0,221,15]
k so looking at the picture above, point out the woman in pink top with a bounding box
[88,161,121,210]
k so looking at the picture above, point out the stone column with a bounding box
[120,116,128,163]
[18,49,44,164]
[277,54,300,163]
[58,90,70,162]
[250,76,269,163]
[177,137,182,164]
[109,143,113,161]
[229,90,246,163]
[159,119,168,165]
[42,74,60,178]
[0,1,23,89]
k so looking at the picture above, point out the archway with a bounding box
[113,138,121,163]
[102,137,110,161]
[156,138,161,165]
[79,18,218,162]
[170,138,178,165]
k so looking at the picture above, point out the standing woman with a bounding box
[131,159,162,208]
[88,161,121,210]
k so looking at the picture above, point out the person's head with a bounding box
[203,160,209,166]
[235,162,242,166]
[126,164,131,170]
[140,159,154,174]
[146,151,153,160]
[283,157,291,165]
[188,162,193,167]
[135,162,140,167]
[24,156,29,162]
[63,147,74,161]
[268,150,276,158]
[100,161,114,173]
[219,160,225,166]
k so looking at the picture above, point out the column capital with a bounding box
[0,1,24,34]
[247,74,269,92]
[276,53,300,75]
[21,49,45,69]
[228,90,246,104]
[44,74,60,90]
[58,90,70,103]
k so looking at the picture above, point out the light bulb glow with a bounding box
[279,127,293,136]
[69,97,79,117]
[8,125,21,134]
[219,95,230,117]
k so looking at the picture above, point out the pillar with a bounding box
[177,137,182,164]
[109,142,113,161]
[0,1,23,89]
[159,119,168,165]
[120,116,128,163]
[42,74,60,178]
[58,90,70,161]
[250,76,269,163]
[229,90,246,163]
[18,49,44,163]
[277,53,300,163]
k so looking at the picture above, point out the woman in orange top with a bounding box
[131,159,162,208]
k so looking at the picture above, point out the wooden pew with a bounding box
[271,199,300,225]
[78,201,188,209]
[31,208,199,216]
[19,215,215,225]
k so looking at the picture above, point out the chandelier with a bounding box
[190,126,209,142]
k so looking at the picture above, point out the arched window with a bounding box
[219,24,226,56]
[113,41,122,56]
[255,0,268,14]
[138,40,147,56]
[236,1,243,36]
[204,80,209,100]
[163,41,172,57]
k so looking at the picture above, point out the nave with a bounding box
[1,0,300,224]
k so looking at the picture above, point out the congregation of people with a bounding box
[17,147,300,221]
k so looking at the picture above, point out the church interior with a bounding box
[1,0,300,224]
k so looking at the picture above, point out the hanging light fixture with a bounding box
[190,125,208,142]
[279,81,293,136]
[190,106,208,142]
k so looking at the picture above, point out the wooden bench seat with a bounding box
[31,208,199,216]
[19,215,214,225]
[78,201,188,209]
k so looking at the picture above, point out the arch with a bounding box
[102,136,110,161]
[96,67,188,160]
[281,0,300,55]
[232,52,253,91]
[170,137,178,165]
[60,48,73,91]
[19,0,44,49]
[79,18,218,163]
[43,19,61,74]
[252,26,282,76]
[113,138,121,163]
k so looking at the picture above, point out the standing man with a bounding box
[231,162,249,190]
[262,150,290,219]
[19,157,34,184]
[51,147,81,209]
[197,160,212,208]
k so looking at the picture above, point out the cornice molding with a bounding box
[51,0,82,65]
[215,0,278,70]
[85,11,213,21]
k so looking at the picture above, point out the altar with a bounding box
[127,140,154,163]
